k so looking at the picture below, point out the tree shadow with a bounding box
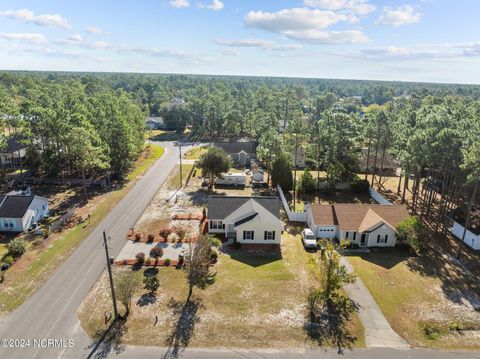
[137,293,157,307]
[163,297,202,359]
[304,301,359,354]
[345,246,411,270]
[229,249,282,267]
[86,317,128,359]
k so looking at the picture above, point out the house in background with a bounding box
[359,147,400,175]
[207,196,283,245]
[145,117,165,130]
[0,194,49,232]
[0,135,26,167]
[214,140,257,167]
[305,203,410,247]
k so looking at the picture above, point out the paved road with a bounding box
[110,346,479,359]
[340,256,408,348]
[0,141,190,359]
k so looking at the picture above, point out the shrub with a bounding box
[149,246,163,259]
[422,323,443,340]
[351,179,370,194]
[164,258,171,266]
[177,228,186,242]
[449,322,464,332]
[211,237,222,248]
[210,250,218,263]
[3,256,14,266]
[143,275,160,294]
[159,228,171,239]
[135,252,145,263]
[147,234,155,242]
[134,233,142,241]
[396,216,426,254]
[7,238,27,258]
[43,228,50,239]
[297,170,316,197]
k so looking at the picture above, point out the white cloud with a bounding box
[244,7,367,44]
[215,38,275,49]
[206,0,224,11]
[221,49,240,56]
[86,26,108,35]
[169,0,190,8]
[0,9,71,29]
[376,5,421,27]
[91,41,110,49]
[303,0,375,15]
[0,32,47,44]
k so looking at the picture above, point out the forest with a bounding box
[0,70,478,236]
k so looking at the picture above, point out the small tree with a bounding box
[115,270,139,317]
[197,147,231,188]
[7,238,27,258]
[183,235,216,301]
[271,154,293,191]
[143,275,160,295]
[297,170,316,197]
[149,246,163,259]
[396,216,426,254]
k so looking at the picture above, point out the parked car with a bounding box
[301,228,317,249]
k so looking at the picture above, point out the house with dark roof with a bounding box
[214,140,257,167]
[0,194,48,232]
[0,134,26,167]
[305,203,410,247]
[207,196,283,245]
[145,117,165,130]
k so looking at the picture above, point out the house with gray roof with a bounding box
[0,194,48,232]
[207,196,283,245]
[214,140,257,167]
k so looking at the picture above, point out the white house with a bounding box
[305,203,410,247]
[0,135,27,167]
[0,194,49,232]
[207,196,283,245]
[451,221,480,250]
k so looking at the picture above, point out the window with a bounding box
[210,220,223,230]
[384,235,388,243]
[2,219,7,228]
[345,231,349,239]
[353,232,357,241]
[264,231,275,240]
[243,231,254,240]
[8,219,14,228]
[377,234,381,243]
[377,234,387,243]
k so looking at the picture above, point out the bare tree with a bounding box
[114,270,139,318]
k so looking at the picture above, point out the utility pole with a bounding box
[103,230,118,320]
[179,145,183,189]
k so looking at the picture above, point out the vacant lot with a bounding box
[78,231,365,351]
[184,146,207,160]
[0,144,165,316]
[347,247,480,349]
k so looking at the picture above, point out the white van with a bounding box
[301,228,317,249]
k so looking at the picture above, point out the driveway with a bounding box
[340,256,409,348]
[0,141,193,359]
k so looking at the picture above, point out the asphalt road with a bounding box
[0,141,187,359]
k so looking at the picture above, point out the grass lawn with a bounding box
[78,230,365,350]
[0,144,165,317]
[184,146,207,160]
[347,248,480,349]
[167,164,194,189]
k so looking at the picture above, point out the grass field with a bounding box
[184,146,207,160]
[78,231,365,350]
[0,144,165,317]
[167,164,194,189]
[347,248,480,349]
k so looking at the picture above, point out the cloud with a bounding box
[376,5,421,27]
[0,32,47,44]
[221,49,240,56]
[55,35,110,49]
[86,26,109,35]
[169,0,190,8]
[244,7,367,44]
[0,9,71,29]
[303,0,375,15]
[204,0,224,11]
[215,38,275,49]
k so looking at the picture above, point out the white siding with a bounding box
[451,221,480,250]
[367,225,397,247]
[235,216,282,244]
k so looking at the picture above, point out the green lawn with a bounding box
[347,248,480,349]
[0,144,165,316]
[167,164,194,189]
[78,232,365,349]
[184,146,207,160]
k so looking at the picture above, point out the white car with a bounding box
[301,228,317,249]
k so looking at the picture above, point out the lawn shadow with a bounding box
[163,297,202,359]
[304,301,359,354]
[86,317,128,359]
[137,293,157,307]
[229,249,282,268]
[345,246,411,270]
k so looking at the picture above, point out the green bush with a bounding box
[210,250,218,262]
[211,238,222,248]
[7,238,27,258]
[422,323,443,340]
[396,216,426,254]
[3,255,14,266]
[164,258,171,266]
[297,170,316,197]
[135,252,145,263]
[149,246,163,259]
[143,275,160,294]
[351,179,370,194]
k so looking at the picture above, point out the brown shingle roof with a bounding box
[310,204,410,231]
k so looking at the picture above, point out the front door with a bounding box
[361,233,367,246]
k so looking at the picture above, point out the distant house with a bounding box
[0,194,49,232]
[305,203,410,247]
[0,135,26,167]
[145,117,165,130]
[359,147,399,174]
[207,196,283,245]
[291,147,306,169]
[214,140,257,167]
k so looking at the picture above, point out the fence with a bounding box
[369,187,392,205]
[26,177,107,187]
[276,185,307,222]
[49,207,76,233]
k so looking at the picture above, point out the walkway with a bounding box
[340,256,409,348]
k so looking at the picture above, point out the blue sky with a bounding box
[0,0,479,84]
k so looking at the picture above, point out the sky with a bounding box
[0,0,479,84]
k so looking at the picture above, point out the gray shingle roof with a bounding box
[0,195,35,218]
[214,141,257,154]
[208,196,280,220]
